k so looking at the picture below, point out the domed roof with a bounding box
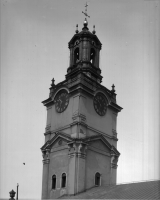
[68,20,102,49]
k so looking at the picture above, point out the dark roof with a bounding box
[68,25,102,49]
[60,180,160,199]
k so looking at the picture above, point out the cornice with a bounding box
[43,70,122,112]
[44,124,71,136]
[108,102,123,113]
[43,122,118,142]
[87,125,118,141]
[66,63,102,81]
[42,97,52,106]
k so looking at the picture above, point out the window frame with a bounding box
[61,173,67,188]
[52,174,56,190]
[95,172,101,186]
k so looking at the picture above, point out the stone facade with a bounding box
[41,19,122,199]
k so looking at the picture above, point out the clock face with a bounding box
[93,93,107,116]
[55,91,69,113]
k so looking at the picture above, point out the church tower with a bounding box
[41,11,122,199]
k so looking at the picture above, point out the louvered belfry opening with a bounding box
[74,47,79,64]
[90,48,96,65]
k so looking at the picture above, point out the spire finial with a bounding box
[82,2,90,20]
[92,25,96,34]
[75,24,79,33]
[111,84,115,93]
[51,78,55,87]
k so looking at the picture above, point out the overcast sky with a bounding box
[0,0,160,199]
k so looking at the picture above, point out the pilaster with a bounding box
[67,141,87,195]
[110,151,119,185]
[41,150,50,199]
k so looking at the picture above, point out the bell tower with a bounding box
[41,11,122,199]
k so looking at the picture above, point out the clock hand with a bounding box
[58,99,62,105]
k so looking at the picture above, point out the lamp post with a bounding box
[16,183,19,200]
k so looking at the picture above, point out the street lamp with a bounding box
[16,183,19,200]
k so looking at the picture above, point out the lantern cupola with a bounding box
[66,19,102,83]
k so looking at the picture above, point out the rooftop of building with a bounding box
[60,180,160,199]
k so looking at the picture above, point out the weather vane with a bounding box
[82,2,90,19]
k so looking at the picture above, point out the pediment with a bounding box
[41,133,120,156]
[41,132,72,151]
[88,139,110,153]
[51,138,68,149]
[84,135,120,156]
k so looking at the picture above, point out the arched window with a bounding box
[52,175,56,189]
[74,48,79,64]
[90,48,96,65]
[61,173,66,188]
[95,172,101,186]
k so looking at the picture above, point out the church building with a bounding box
[41,13,122,199]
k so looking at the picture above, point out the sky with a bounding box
[0,0,160,199]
